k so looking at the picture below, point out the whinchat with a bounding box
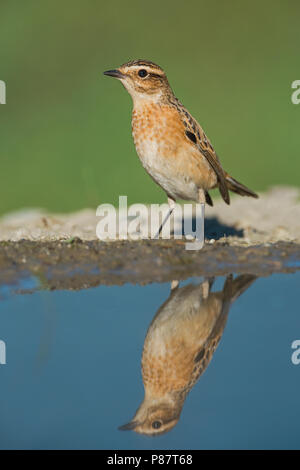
[119,274,256,436]
[104,60,258,236]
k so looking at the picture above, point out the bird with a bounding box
[119,274,257,436]
[103,60,258,237]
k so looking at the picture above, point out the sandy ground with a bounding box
[0,187,299,289]
[0,186,299,245]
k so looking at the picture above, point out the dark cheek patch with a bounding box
[185,131,197,144]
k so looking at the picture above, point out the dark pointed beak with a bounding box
[103,69,124,79]
[118,420,139,431]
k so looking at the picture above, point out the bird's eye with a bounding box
[138,69,148,78]
[152,420,162,429]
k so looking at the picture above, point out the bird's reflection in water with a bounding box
[119,274,256,436]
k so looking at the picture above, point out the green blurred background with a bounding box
[0,0,299,215]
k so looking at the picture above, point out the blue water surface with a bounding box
[0,272,299,449]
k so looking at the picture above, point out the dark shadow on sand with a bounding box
[205,216,244,240]
[180,216,244,240]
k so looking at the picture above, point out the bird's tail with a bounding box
[225,172,259,199]
[223,274,257,305]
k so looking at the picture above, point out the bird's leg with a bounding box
[199,277,214,300]
[198,188,206,205]
[201,280,210,299]
[154,197,176,239]
[185,189,205,250]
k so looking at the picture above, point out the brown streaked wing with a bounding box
[205,191,213,206]
[189,308,229,388]
[199,146,230,204]
[179,103,230,205]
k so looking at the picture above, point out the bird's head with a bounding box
[118,397,182,436]
[104,59,172,103]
